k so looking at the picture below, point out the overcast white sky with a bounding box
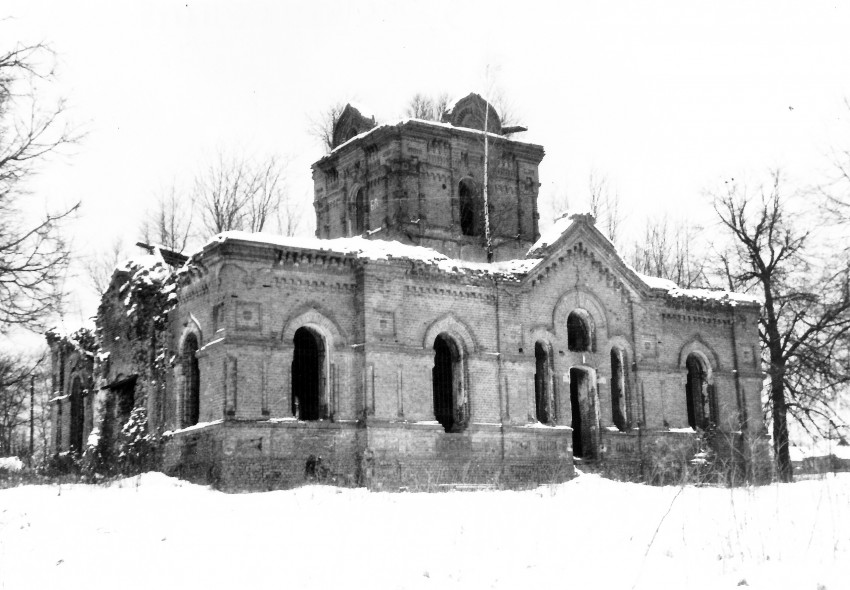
[5,0,850,349]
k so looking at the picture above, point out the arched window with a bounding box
[610,348,628,431]
[292,327,326,421]
[432,334,466,433]
[685,353,715,429]
[459,179,479,237]
[183,334,200,427]
[534,342,552,424]
[353,188,367,235]
[69,377,84,453]
[567,310,593,352]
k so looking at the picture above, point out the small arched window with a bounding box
[567,310,593,352]
[292,327,326,421]
[183,334,200,427]
[534,342,552,424]
[685,353,715,429]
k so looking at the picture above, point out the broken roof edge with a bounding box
[315,117,544,163]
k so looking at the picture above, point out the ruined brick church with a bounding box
[48,94,769,489]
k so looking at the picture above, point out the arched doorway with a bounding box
[433,334,464,432]
[534,342,552,424]
[292,327,325,420]
[459,179,479,236]
[685,353,713,429]
[567,310,593,352]
[610,347,628,431]
[569,367,597,459]
[69,377,84,453]
[183,334,200,427]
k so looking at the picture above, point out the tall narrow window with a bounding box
[569,368,586,458]
[292,327,325,420]
[183,334,200,427]
[459,179,478,236]
[567,310,592,352]
[353,188,367,235]
[610,348,628,431]
[685,354,714,429]
[432,334,465,432]
[69,377,84,453]
[534,342,551,424]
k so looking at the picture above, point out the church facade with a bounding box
[48,94,769,489]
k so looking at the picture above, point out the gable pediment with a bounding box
[524,214,650,298]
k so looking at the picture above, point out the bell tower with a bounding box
[311,94,545,262]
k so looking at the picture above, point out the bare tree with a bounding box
[140,184,194,253]
[194,153,290,237]
[629,215,707,288]
[309,101,347,154]
[83,236,125,295]
[0,43,79,334]
[405,92,450,121]
[0,353,40,456]
[713,171,850,481]
[587,172,622,246]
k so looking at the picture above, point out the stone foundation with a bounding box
[161,419,575,491]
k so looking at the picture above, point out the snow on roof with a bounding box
[199,231,539,280]
[637,273,678,290]
[667,287,761,306]
[528,214,576,255]
[325,117,541,156]
[527,213,760,307]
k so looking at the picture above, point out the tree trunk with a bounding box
[769,364,792,481]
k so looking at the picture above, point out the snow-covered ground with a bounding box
[1,472,848,590]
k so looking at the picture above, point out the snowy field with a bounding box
[1,472,848,590]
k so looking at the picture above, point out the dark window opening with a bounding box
[69,377,84,454]
[459,179,479,236]
[569,368,584,458]
[685,354,713,429]
[610,348,628,431]
[183,334,200,427]
[116,379,136,428]
[534,342,551,424]
[569,367,596,459]
[432,334,459,432]
[567,311,592,352]
[354,188,367,235]
[292,327,325,421]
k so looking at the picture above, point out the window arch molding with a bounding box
[422,312,478,355]
[677,336,719,377]
[552,287,609,347]
[282,305,347,350]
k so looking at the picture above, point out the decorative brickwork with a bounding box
[48,95,770,488]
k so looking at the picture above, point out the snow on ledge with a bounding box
[667,427,697,434]
[162,419,223,437]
